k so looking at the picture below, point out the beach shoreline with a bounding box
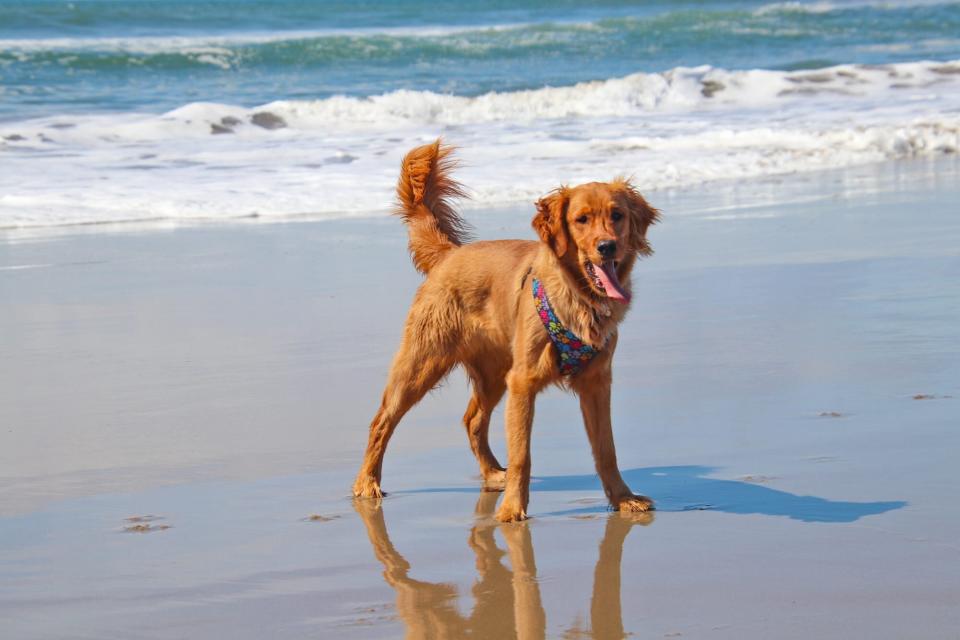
[2,156,959,638]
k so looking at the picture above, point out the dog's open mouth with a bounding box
[584,260,631,303]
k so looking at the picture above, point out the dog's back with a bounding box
[419,239,537,350]
[394,141,539,349]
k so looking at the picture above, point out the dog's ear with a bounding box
[533,187,570,257]
[614,177,660,257]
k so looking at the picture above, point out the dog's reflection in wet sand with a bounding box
[354,493,652,639]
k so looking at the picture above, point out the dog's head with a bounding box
[532,178,659,303]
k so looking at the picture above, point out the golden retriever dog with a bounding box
[353,140,660,522]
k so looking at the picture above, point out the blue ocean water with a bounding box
[3,0,960,120]
[1,0,959,228]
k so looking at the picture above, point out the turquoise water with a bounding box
[3,0,960,120]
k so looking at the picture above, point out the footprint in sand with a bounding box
[738,475,779,484]
[122,515,171,533]
[304,514,341,523]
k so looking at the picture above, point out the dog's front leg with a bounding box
[496,372,539,523]
[576,368,654,513]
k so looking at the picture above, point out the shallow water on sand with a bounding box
[1,158,959,637]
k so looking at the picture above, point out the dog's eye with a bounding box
[611,210,624,222]
[575,215,588,224]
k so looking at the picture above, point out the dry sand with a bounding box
[1,158,959,638]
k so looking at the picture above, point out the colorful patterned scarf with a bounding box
[532,277,599,376]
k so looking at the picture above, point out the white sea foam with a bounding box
[1,60,959,230]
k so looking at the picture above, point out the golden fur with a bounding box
[353,140,660,522]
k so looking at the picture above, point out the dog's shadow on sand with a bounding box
[409,465,906,523]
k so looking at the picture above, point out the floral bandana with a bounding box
[532,278,599,376]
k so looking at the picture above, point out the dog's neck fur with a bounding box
[531,247,634,348]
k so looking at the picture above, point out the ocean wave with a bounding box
[754,0,960,15]
[3,2,959,122]
[0,20,632,74]
[265,59,960,126]
[754,1,838,15]
[0,23,529,53]
[1,59,958,230]
[4,4,958,71]
[5,59,954,139]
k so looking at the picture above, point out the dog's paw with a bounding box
[616,509,656,526]
[495,500,528,523]
[352,475,385,499]
[482,469,507,492]
[614,494,655,513]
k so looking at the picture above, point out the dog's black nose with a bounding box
[597,240,617,259]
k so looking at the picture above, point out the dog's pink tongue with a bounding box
[595,261,631,303]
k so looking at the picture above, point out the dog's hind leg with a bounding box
[462,364,507,489]
[353,343,456,499]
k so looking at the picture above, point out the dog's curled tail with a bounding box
[395,139,471,274]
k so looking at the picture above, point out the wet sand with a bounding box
[1,158,959,638]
